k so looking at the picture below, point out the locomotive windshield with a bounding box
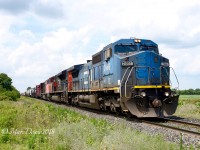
[115,44,158,55]
[115,45,138,53]
[139,45,159,53]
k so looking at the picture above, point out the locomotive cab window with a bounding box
[139,45,158,54]
[115,45,138,54]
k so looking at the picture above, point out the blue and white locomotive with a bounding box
[66,38,179,118]
[33,38,179,118]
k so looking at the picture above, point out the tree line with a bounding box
[179,88,200,95]
[0,73,20,101]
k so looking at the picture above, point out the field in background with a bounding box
[175,95,200,119]
[0,96,180,150]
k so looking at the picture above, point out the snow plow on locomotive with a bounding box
[27,38,179,118]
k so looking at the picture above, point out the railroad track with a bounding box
[142,119,200,136]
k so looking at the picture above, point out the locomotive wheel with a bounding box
[110,103,116,113]
[115,107,122,116]
[99,101,106,111]
[126,111,132,118]
[71,98,76,106]
[105,106,111,113]
[67,96,72,105]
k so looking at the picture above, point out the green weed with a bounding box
[175,95,200,119]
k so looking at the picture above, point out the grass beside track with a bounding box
[175,95,200,119]
[0,96,181,150]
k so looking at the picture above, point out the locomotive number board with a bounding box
[121,61,134,66]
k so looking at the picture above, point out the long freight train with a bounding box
[26,38,179,118]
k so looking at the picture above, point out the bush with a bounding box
[11,86,21,98]
[0,94,11,101]
[0,73,20,101]
[0,106,17,128]
[2,91,20,101]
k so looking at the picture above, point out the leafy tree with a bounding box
[195,88,200,95]
[0,73,20,101]
[179,88,200,95]
[0,73,12,91]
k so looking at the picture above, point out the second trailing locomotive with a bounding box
[27,38,179,118]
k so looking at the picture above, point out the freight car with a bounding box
[28,38,179,118]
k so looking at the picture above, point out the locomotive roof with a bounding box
[67,64,84,72]
[113,38,158,47]
[92,38,158,57]
[92,43,112,57]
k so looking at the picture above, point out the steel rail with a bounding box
[142,120,200,136]
[163,118,200,128]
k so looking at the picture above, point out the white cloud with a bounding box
[0,0,200,91]
[19,30,35,39]
[160,44,200,77]
[5,26,94,91]
[32,0,64,18]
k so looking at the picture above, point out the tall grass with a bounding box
[175,95,200,119]
[0,96,180,149]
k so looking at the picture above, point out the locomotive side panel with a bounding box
[91,51,103,90]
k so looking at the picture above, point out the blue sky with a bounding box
[0,0,200,92]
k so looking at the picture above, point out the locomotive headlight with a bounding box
[164,92,169,97]
[141,92,146,97]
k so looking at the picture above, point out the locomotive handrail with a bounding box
[170,67,179,90]
[125,67,134,98]
[160,66,179,90]
[120,67,130,97]
[160,66,171,85]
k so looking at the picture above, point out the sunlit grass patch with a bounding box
[175,95,200,119]
[101,127,177,150]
